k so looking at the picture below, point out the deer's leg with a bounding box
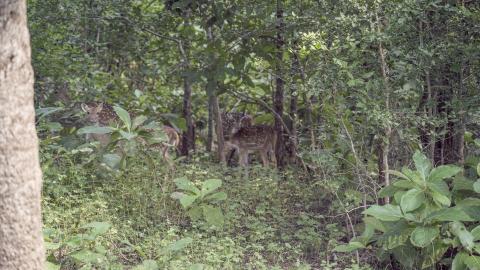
[162,144,169,160]
[260,150,270,167]
[239,149,248,167]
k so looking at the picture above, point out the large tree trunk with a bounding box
[212,95,226,163]
[274,0,286,168]
[180,74,195,156]
[0,1,45,268]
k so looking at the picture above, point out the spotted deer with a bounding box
[81,102,180,159]
[227,122,277,167]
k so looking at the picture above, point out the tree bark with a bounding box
[212,95,226,163]
[274,0,286,168]
[287,42,299,163]
[0,1,45,268]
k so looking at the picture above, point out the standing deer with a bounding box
[80,102,180,159]
[226,119,277,167]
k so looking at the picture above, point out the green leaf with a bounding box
[474,180,480,193]
[77,126,114,135]
[70,249,105,263]
[431,190,451,207]
[132,260,159,270]
[119,130,137,140]
[393,180,415,189]
[113,106,132,131]
[82,222,111,237]
[413,151,431,181]
[471,225,480,241]
[387,169,410,180]
[410,226,439,247]
[450,221,475,252]
[427,180,450,196]
[174,177,201,195]
[45,261,60,270]
[428,165,462,182]
[452,252,468,270]
[132,115,148,130]
[201,179,222,197]
[202,205,224,227]
[363,205,403,221]
[477,163,480,176]
[204,192,227,202]
[187,206,203,221]
[171,192,198,209]
[453,177,475,191]
[364,216,386,232]
[378,184,399,198]
[464,255,480,269]
[333,241,365,252]
[400,189,425,212]
[426,207,475,222]
[166,237,193,252]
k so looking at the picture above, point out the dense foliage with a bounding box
[30,0,479,269]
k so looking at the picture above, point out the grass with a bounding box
[41,144,372,269]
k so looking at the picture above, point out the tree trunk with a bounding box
[0,1,45,268]
[207,94,214,152]
[181,74,195,156]
[274,0,286,168]
[212,95,226,163]
[205,26,215,153]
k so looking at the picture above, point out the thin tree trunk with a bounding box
[205,27,215,153]
[181,73,194,156]
[212,95,226,163]
[0,1,45,268]
[376,12,391,202]
[274,0,286,168]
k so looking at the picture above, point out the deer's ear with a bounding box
[81,103,89,112]
[97,102,104,111]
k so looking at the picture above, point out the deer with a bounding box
[226,116,277,167]
[80,102,180,159]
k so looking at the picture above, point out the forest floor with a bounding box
[41,148,373,270]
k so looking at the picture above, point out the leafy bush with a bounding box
[336,151,480,269]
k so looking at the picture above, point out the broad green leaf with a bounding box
[166,237,193,252]
[46,261,60,270]
[178,194,198,209]
[453,177,475,191]
[119,130,137,140]
[77,126,114,135]
[474,180,480,193]
[452,252,468,270]
[363,205,403,221]
[428,165,462,182]
[464,255,480,270]
[204,192,227,202]
[363,216,386,232]
[378,184,399,198]
[392,244,417,269]
[201,179,222,197]
[400,189,425,212]
[113,106,132,131]
[82,221,111,237]
[187,206,203,221]
[394,190,406,205]
[450,221,475,251]
[477,163,480,176]
[70,249,105,263]
[471,225,480,241]
[174,177,200,195]
[426,207,475,222]
[431,191,451,207]
[132,260,159,270]
[410,226,439,247]
[333,241,365,252]
[427,180,450,196]
[413,150,431,181]
[393,180,415,189]
[421,241,448,269]
[387,169,409,180]
[402,167,423,185]
[132,115,148,129]
[202,205,224,227]
[456,198,480,207]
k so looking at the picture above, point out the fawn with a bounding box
[226,117,277,167]
[80,102,179,159]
